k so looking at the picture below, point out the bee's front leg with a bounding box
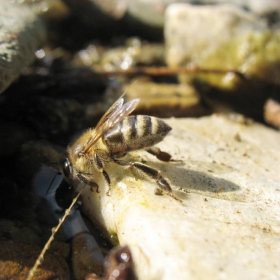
[114,159,182,202]
[77,172,100,193]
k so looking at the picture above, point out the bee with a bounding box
[61,94,181,201]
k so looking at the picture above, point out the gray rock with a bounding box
[0,2,46,94]
[76,114,280,279]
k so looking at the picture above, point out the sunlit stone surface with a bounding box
[78,115,280,280]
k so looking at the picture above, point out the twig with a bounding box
[98,66,246,79]
[26,186,85,280]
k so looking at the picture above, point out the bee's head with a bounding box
[61,157,73,182]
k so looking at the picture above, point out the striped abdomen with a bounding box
[103,115,171,156]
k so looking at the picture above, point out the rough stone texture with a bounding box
[164,4,280,89]
[0,2,46,94]
[77,114,280,280]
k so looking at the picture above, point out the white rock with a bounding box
[78,114,280,280]
[164,4,280,89]
[164,4,265,68]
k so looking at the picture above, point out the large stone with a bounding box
[90,0,280,27]
[77,114,280,279]
[0,2,46,94]
[165,4,280,88]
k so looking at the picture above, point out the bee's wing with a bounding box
[94,94,125,132]
[80,97,140,155]
[102,97,140,130]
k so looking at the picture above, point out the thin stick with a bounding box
[98,66,246,79]
[26,186,85,280]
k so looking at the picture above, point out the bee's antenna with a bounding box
[45,172,62,195]
[121,79,138,98]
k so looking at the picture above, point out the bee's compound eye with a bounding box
[63,158,71,178]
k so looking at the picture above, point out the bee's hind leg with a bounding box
[145,147,172,162]
[114,159,182,202]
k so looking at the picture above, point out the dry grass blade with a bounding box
[26,186,85,280]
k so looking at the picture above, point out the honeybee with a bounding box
[61,94,181,201]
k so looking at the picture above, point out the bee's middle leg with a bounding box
[114,159,181,202]
[94,152,111,195]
